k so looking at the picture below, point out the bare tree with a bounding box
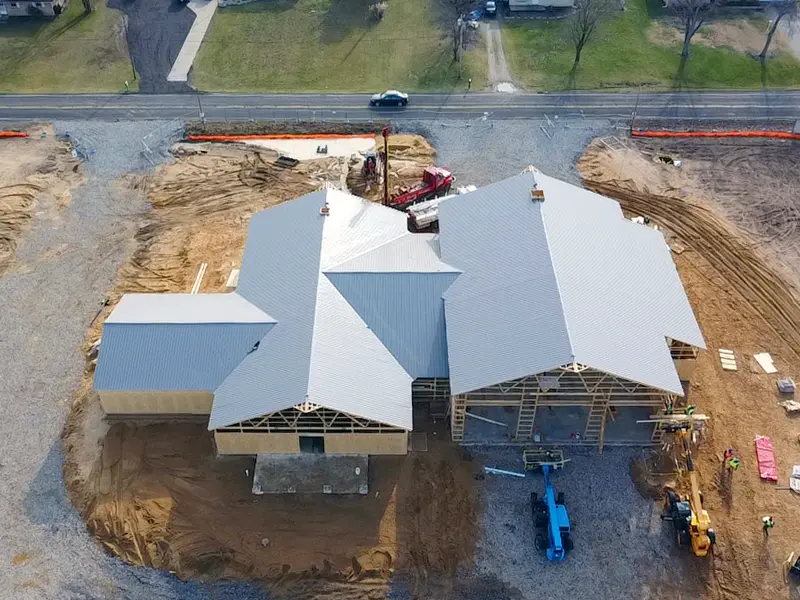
[438,0,475,61]
[671,0,723,59]
[759,0,798,62]
[569,0,611,69]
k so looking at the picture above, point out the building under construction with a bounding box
[93,169,704,454]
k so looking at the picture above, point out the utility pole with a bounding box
[196,92,205,123]
[382,126,390,206]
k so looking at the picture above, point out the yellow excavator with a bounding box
[660,420,716,557]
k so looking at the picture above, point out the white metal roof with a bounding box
[97,170,704,429]
[209,189,457,430]
[439,170,705,396]
[106,293,275,324]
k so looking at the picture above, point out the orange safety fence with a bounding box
[0,131,29,138]
[187,133,377,142]
[632,129,800,140]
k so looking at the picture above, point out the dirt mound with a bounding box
[630,451,679,501]
[0,125,83,274]
[579,138,800,600]
[186,121,389,137]
[347,135,437,201]
[579,139,800,358]
[63,408,477,592]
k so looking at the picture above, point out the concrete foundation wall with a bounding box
[99,390,213,415]
[215,432,301,455]
[324,432,408,455]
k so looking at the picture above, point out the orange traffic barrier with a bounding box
[632,129,800,140]
[187,133,377,142]
[0,131,29,138]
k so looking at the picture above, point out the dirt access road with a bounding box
[579,139,800,600]
[483,19,515,91]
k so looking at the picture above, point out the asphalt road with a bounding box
[0,91,798,122]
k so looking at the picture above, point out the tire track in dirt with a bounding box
[578,171,800,360]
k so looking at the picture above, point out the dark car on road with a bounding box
[369,90,409,107]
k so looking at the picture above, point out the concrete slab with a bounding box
[252,453,368,495]
[167,0,218,83]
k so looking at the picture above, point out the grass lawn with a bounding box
[502,0,800,90]
[193,0,487,92]
[0,0,135,93]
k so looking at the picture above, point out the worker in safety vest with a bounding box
[684,404,696,416]
[763,515,775,537]
[727,456,740,471]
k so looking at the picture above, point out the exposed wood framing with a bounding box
[217,407,404,434]
[453,366,675,449]
[461,367,667,407]
[669,339,699,360]
[412,378,451,403]
[515,394,538,440]
[451,395,467,442]
[584,394,610,452]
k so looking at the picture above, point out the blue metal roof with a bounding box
[326,272,459,378]
[94,323,273,391]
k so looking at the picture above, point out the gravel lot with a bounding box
[0,118,641,600]
[469,447,684,600]
[413,117,621,185]
[0,120,262,600]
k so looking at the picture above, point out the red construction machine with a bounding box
[389,167,454,210]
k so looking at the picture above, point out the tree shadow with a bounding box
[220,0,299,14]
[760,61,770,91]
[321,0,377,44]
[43,11,90,39]
[671,55,689,90]
[565,64,579,91]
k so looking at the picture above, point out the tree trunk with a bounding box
[573,43,583,67]
[759,13,785,63]
[82,0,93,12]
[681,30,691,58]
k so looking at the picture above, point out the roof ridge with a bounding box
[323,230,411,271]
[533,184,576,363]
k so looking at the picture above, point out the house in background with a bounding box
[93,170,705,456]
[0,0,67,17]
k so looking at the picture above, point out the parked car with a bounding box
[485,0,497,15]
[369,90,409,107]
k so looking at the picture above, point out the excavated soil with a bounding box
[62,136,477,597]
[0,125,83,275]
[579,139,800,600]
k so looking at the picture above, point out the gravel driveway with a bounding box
[470,447,697,600]
[1,118,631,600]
[110,0,195,93]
